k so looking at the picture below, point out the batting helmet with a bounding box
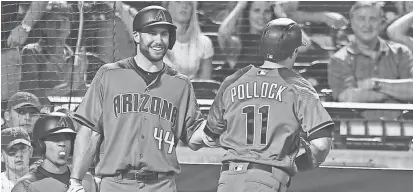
[133,5,177,50]
[259,18,307,62]
[32,113,76,156]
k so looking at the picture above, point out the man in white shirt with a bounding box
[1,127,33,192]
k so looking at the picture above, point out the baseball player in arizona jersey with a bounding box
[67,6,205,192]
[192,18,335,192]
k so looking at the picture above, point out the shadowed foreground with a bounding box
[177,164,413,192]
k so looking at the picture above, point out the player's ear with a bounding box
[29,147,33,157]
[133,31,140,44]
[4,111,10,122]
[1,151,5,163]
[289,48,298,59]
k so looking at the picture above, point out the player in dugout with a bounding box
[11,113,97,192]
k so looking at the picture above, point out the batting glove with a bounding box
[67,178,85,192]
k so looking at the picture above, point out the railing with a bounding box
[48,96,413,151]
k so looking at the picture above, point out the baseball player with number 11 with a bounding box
[67,6,205,192]
[191,18,335,192]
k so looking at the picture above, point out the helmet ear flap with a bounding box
[33,139,46,157]
[168,29,176,49]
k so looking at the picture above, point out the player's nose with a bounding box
[152,33,162,42]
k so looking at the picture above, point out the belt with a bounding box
[103,170,173,182]
[221,162,291,187]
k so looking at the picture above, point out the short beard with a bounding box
[139,43,166,62]
[140,47,162,62]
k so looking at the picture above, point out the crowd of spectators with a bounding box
[1,1,413,122]
[1,1,413,190]
[328,1,413,120]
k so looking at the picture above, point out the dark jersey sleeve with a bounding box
[11,180,35,192]
[180,80,206,143]
[73,65,107,133]
[204,86,226,139]
[296,91,335,137]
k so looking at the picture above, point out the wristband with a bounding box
[70,177,82,185]
[295,152,316,172]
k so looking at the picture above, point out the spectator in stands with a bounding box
[3,1,48,48]
[387,11,413,52]
[1,2,48,101]
[162,1,214,80]
[218,1,311,69]
[395,1,413,18]
[328,1,413,120]
[20,1,89,99]
[377,2,413,42]
[278,1,349,30]
[1,127,33,192]
[3,92,41,133]
[87,2,136,64]
[198,1,237,25]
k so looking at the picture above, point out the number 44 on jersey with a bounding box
[153,127,175,154]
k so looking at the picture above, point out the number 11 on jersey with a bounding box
[242,105,270,146]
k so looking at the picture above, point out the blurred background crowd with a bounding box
[1,1,413,191]
[1,1,413,149]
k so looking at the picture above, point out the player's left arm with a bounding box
[295,93,335,172]
[81,172,98,192]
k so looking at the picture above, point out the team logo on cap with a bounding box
[57,117,69,128]
[233,165,243,172]
[11,128,18,137]
[155,10,167,21]
[257,69,268,76]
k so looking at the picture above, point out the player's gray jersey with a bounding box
[205,65,334,176]
[74,57,204,175]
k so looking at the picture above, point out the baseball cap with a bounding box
[1,127,31,150]
[7,92,41,112]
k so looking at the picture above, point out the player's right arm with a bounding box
[70,67,106,184]
[188,80,227,148]
[294,89,335,172]
[202,78,232,147]
[69,125,101,188]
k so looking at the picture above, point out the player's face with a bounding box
[43,133,72,166]
[139,26,170,62]
[1,144,32,172]
[8,105,40,133]
[168,1,193,24]
[351,6,382,44]
[248,1,273,34]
